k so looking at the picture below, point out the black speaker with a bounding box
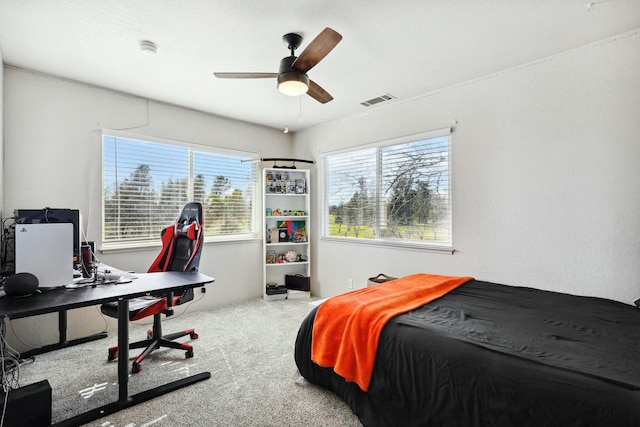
[4,272,39,297]
[0,380,52,427]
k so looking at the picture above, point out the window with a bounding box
[102,133,258,247]
[323,129,452,249]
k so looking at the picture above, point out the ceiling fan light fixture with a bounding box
[278,72,309,96]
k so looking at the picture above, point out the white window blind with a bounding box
[324,130,452,248]
[103,134,257,246]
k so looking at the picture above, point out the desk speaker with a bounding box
[4,272,39,297]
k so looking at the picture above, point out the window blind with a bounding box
[324,130,452,247]
[103,134,257,246]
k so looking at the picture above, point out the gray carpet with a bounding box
[17,298,362,427]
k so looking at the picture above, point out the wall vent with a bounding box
[360,93,396,107]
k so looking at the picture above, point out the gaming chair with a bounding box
[101,202,204,373]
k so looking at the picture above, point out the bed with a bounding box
[294,275,640,426]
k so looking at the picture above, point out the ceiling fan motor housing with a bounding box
[277,56,309,89]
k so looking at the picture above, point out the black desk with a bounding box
[0,271,215,426]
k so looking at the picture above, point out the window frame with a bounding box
[101,130,260,251]
[321,128,453,253]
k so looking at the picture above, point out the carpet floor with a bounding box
[17,297,362,427]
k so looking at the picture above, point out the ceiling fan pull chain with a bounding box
[284,95,289,133]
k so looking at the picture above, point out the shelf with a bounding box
[263,167,310,301]
[265,261,309,267]
[265,192,307,197]
[265,215,308,220]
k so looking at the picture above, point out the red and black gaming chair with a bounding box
[101,202,204,373]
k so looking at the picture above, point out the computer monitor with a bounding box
[15,208,81,268]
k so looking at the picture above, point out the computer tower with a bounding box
[14,223,74,289]
[0,380,52,427]
[15,208,80,268]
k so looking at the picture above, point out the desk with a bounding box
[0,271,214,427]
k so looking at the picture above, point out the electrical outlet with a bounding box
[347,278,353,289]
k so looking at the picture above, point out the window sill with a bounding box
[320,236,454,254]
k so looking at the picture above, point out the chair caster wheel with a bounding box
[132,363,142,374]
[190,332,199,339]
[108,348,118,361]
[185,348,194,358]
[146,329,153,339]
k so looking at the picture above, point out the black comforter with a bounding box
[294,280,640,426]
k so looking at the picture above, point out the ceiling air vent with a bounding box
[360,93,396,107]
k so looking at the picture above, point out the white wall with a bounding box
[2,30,639,352]
[2,67,292,351]
[0,47,4,218]
[294,31,640,304]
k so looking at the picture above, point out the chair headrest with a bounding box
[178,202,203,225]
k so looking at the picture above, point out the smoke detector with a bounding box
[140,40,158,55]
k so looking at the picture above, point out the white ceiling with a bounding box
[0,1,638,133]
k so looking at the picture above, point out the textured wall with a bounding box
[294,31,640,304]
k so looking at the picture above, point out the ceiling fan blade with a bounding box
[293,27,342,73]
[307,80,333,104]
[214,72,278,79]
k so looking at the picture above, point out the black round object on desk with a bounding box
[4,272,39,297]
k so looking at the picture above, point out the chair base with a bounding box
[107,312,198,373]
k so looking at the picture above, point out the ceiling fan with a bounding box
[214,27,342,104]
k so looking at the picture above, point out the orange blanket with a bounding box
[311,273,473,392]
